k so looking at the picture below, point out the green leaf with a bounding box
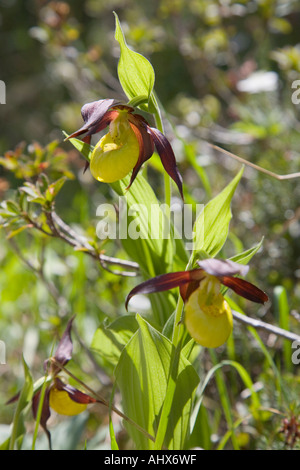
[111,174,178,274]
[9,357,33,450]
[192,167,244,259]
[6,224,32,240]
[91,315,138,367]
[46,176,67,202]
[19,183,46,205]
[114,12,155,112]
[230,237,264,265]
[63,132,93,162]
[115,315,199,450]
[111,173,178,326]
[109,383,119,450]
[274,285,292,372]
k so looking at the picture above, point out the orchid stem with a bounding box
[171,295,184,347]
[172,255,194,347]
[153,103,171,209]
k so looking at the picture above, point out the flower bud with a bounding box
[184,276,233,348]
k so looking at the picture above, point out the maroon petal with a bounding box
[197,258,249,277]
[125,269,204,310]
[179,280,202,303]
[6,391,20,405]
[53,316,75,367]
[67,99,120,140]
[126,118,154,189]
[220,276,268,304]
[32,387,52,448]
[55,377,96,405]
[148,127,183,199]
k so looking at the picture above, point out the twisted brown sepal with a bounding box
[127,114,154,190]
[45,315,76,377]
[196,259,268,304]
[32,387,52,449]
[219,276,269,304]
[125,269,205,310]
[67,99,121,141]
[54,377,96,405]
[149,127,184,200]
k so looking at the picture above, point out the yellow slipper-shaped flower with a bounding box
[125,258,268,349]
[90,125,139,183]
[49,387,88,416]
[184,277,233,348]
[67,99,183,198]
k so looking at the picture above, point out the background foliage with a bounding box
[0,0,300,449]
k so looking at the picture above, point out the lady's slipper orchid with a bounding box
[125,258,268,348]
[67,99,183,198]
[8,317,96,449]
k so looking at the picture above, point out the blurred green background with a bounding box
[0,0,300,449]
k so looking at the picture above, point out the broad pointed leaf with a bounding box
[114,12,155,113]
[115,315,199,450]
[193,167,244,258]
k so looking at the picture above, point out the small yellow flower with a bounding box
[8,317,96,449]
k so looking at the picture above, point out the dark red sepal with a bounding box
[53,316,75,367]
[67,99,120,140]
[220,276,269,304]
[54,377,96,405]
[125,269,204,310]
[148,127,184,200]
[127,117,154,189]
[32,387,52,448]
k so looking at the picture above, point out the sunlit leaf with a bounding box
[91,315,138,367]
[193,167,244,259]
[8,357,33,450]
[230,237,264,265]
[114,12,155,113]
[115,315,199,449]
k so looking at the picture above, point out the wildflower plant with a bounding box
[2,11,300,451]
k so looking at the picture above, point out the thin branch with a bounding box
[51,212,139,276]
[232,310,300,343]
[208,143,300,180]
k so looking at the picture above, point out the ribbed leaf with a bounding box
[115,315,199,450]
[114,12,155,113]
[193,167,244,259]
